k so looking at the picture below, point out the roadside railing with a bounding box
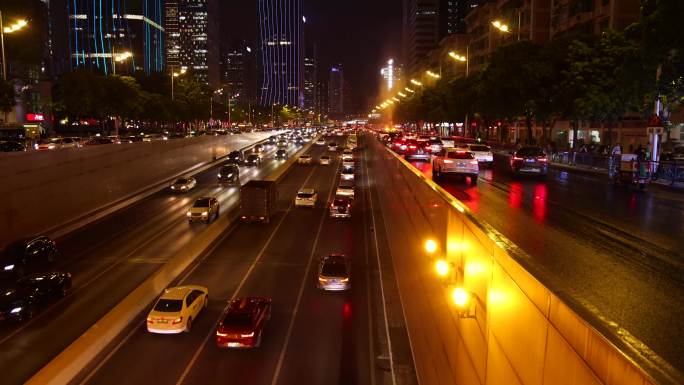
[652,159,684,186]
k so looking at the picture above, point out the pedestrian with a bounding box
[611,143,622,156]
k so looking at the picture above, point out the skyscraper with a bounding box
[164,0,180,70]
[404,0,440,74]
[303,56,316,110]
[439,0,468,38]
[380,59,403,92]
[221,44,256,104]
[328,65,344,118]
[258,0,304,107]
[64,0,165,75]
[177,0,220,87]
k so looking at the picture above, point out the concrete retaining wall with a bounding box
[372,138,677,385]
[0,133,272,247]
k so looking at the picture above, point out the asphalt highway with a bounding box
[0,138,303,385]
[79,135,416,385]
[405,142,684,375]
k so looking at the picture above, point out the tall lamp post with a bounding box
[112,50,132,76]
[170,66,186,101]
[227,92,239,127]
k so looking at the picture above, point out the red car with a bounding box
[216,297,272,348]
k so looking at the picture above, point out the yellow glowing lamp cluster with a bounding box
[492,20,510,33]
[451,287,470,307]
[3,19,28,34]
[114,51,133,62]
[448,51,467,62]
[426,70,440,79]
[173,68,187,77]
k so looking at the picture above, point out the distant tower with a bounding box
[380,59,403,92]
[328,65,344,118]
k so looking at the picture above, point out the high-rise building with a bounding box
[380,59,403,92]
[165,0,181,70]
[177,0,220,87]
[258,0,304,107]
[328,65,344,118]
[63,0,165,75]
[221,44,256,104]
[315,79,328,117]
[404,0,440,74]
[303,56,317,110]
[439,0,468,38]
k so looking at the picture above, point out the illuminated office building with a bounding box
[65,0,165,75]
[258,0,304,107]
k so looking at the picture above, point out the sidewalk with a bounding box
[551,161,684,191]
[494,151,684,191]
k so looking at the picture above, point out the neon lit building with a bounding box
[380,59,403,92]
[258,0,304,107]
[66,0,165,75]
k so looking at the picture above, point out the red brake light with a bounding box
[538,157,548,162]
[172,317,183,325]
[512,156,523,161]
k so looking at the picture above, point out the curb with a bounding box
[25,134,315,385]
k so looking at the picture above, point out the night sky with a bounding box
[221,0,403,114]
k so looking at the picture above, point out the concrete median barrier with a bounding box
[371,138,678,385]
[25,137,317,385]
[0,132,277,248]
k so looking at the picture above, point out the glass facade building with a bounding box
[258,0,304,107]
[67,0,165,75]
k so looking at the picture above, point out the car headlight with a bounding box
[218,174,222,178]
[171,186,176,189]
[186,212,192,217]
[10,307,22,314]
[201,211,208,216]
[4,264,14,271]
[181,186,187,190]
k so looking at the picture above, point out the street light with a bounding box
[112,51,132,75]
[410,79,423,87]
[0,14,29,81]
[170,67,187,100]
[426,70,441,79]
[491,20,510,33]
[405,87,415,93]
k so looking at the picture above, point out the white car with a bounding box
[341,149,353,161]
[335,182,355,198]
[298,154,313,165]
[342,160,355,169]
[318,254,351,291]
[170,177,197,192]
[467,144,494,166]
[147,286,208,334]
[295,188,317,207]
[315,139,326,146]
[328,143,338,151]
[340,167,354,181]
[320,155,331,165]
[432,148,479,184]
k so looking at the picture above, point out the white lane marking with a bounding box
[77,219,242,385]
[361,147,378,385]
[174,165,320,385]
[269,147,341,385]
[363,136,398,385]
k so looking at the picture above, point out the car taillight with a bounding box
[147,316,154,324]
[216,331,228,337]
[443,159,454,164]
[469,160,478,165]
[172,317,183,325]
[340,278,349,282]
[409,145,416,149]
[538,157,548,162]
[512,156,523,161]
[240,332,255,338]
